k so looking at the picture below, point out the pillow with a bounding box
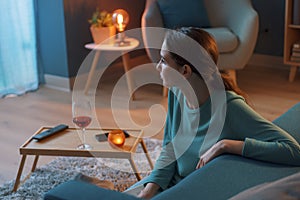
[229,172,300,200]
[157,0,210,29]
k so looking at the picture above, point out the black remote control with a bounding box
[32,124,69,141]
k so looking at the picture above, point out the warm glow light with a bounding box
[108,130,125,147]
[117,14,124,31]
[115,138,123,144]
[112,9,129,32]
[117,14,123,24]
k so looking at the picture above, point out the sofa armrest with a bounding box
[273,102,300,143]
[204,0,259,69]
[204,0,258,38]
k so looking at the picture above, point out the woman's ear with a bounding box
[181,64,193,78]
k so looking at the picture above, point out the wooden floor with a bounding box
[0,58,299,186]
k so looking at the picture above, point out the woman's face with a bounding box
[156,50,182,87]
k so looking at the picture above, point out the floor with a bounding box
[0,57,300,186]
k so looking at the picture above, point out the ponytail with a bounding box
[220,72,250,104]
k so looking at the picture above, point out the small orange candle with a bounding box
[108,130,125,147]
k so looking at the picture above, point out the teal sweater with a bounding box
[146,87,300,190]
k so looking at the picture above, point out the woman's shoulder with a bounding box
[168,87,184,101]
[169,87,181,96]
[225,90,255,116]
[226,90,245,104]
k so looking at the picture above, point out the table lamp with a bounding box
[112,9,130,46]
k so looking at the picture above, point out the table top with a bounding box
[85,37,139,51]
[20,127,144,158]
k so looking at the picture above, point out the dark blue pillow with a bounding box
[157,0,210,29]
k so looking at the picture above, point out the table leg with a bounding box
[163,87,168,97]
[121,52,135,100]
[128,158,142,181]
[13,155,27,192]
[84,51,101,95]
[289,65,298,82]
[31,155,39,172]
[140,140,154,169]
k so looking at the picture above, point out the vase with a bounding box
[90,26,116,44]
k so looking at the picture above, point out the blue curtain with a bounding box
[0,0,38,98]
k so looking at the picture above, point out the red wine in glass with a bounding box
[73,116,92,128]
[73,116,92,150]
[72,101,92,150]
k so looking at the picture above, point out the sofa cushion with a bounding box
[157,0,210,29]
[44,180,140,200]
[273,102,300,144]
[203,27,239,53]
[152,155,300,200]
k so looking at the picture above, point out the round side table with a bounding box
[84,38,139,100]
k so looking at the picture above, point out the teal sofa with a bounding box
[44,103,300,200]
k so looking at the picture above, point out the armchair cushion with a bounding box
[203,27,239,53]
[157,0,210,29]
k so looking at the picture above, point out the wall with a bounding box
[252,0,285,56]
[37,0,286,88]
[63,0,146,78]
[36,0,69,78]
[37,0,146,90]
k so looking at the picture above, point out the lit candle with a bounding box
[117,14,124,32]
[108,130,125,147]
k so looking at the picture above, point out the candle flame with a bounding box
[115,138,123,144]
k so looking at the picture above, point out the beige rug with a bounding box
[0,138,162,200]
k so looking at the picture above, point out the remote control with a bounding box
[32,124,69,141]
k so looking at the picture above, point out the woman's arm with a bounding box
[197,98,300,168]
[141,89,178,192]
[196,139,244,169]
[145,141,177,189]
[138,182,161,199]
[227,99,300,165]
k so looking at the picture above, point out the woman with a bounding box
[129,27,300,199]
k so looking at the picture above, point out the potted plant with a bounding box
[88,9,116,44]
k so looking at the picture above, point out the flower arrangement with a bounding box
[88,9,116,44]
[88,9,113,28]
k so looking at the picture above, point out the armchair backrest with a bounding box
[155,0,210,29]
[142,0,259,71]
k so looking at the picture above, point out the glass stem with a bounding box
[82,128,86,145]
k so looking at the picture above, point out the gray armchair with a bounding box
[141,0,259,84]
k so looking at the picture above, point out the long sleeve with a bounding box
[145,90,178,190]
[145,138,177,190]
[227,98,300,165]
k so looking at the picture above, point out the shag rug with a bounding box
[0,138,162,200]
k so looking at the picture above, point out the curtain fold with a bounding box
[0,0,38,98]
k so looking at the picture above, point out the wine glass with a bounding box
[72,101,92,150]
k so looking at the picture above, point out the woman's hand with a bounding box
[137,182,160,199]
[196,139,244,169]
